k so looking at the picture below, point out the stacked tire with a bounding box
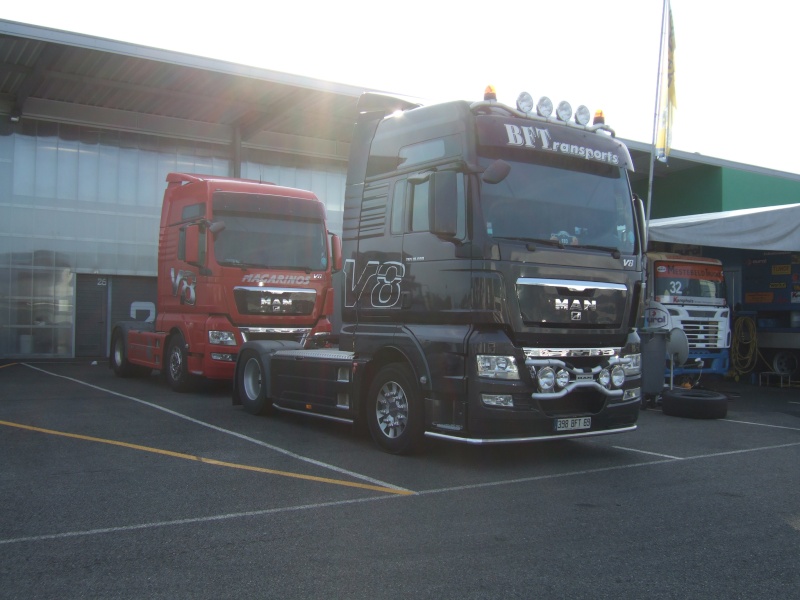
[661,388,728,419]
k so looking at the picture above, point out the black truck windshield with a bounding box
[478,149,636,254]
[213,213,327,271]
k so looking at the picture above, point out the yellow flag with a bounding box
[655,3,677,162]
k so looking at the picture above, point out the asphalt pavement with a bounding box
[1,359,799,599]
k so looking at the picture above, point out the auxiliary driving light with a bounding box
[556,101,573,122]
[537,366,556,391]
[556,369,570,389]
[516,91,535,114]
[575,105,591,126]
[611,365,626,387]
[598,368,611,388]
[537,96,553,118]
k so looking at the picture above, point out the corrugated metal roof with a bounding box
[4,18,799,182]
[0,19,367,162]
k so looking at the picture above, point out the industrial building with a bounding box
[2,19,799,361]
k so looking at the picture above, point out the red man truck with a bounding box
[109,172,337,391]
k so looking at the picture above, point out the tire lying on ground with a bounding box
[661,388,729,419]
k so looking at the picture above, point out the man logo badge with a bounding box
[571,311,582,321]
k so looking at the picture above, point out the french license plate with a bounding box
[555,417,591,432]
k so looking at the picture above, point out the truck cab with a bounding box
[646,252,731,378]
[235,89,647,453]
[111,173,337,391]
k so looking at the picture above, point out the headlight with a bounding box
[611,365,625,387]
[477,355,520,380]
[537,366,555,391]
[623,353,642,376]
[208,330,236,346]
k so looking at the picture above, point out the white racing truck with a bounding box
[646,252,731,382]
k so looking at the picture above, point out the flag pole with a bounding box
[646,0,669,228]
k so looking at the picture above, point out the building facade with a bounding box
[2,20,799,360]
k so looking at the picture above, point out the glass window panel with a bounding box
[137,151,159,206]
[98,140,120,203]
[78,134,100,202]
[57,134,79,201]
[35,127,58,198]
[119,148,138,205]
[13,133,36,196]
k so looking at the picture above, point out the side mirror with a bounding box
[330,233,343,272]
[633,194,648,251]
[208,220,226,235]
[180,223,206,266]
[431,171,458,237]
[482,159,511,184]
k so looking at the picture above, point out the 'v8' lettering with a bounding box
[344,259,404,308]
[170,268,196,305]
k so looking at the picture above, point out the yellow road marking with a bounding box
[0,419,414,496]
[0,363,18,370]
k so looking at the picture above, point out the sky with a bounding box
[3,0,800,175]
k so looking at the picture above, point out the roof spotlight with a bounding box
[575,105,591,126]
[556,101,572,122]
[537,96,553,118]
[516,91,534,114]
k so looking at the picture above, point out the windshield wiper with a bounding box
[571,244,622,258]
[493,236,565,250]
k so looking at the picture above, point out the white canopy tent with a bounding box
[648,203,800,252]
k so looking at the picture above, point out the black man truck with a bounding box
[233,87,647,454]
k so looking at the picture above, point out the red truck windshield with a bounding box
[213,212,327,272]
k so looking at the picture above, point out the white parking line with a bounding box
[22,363,410,493]
[0,495,401,546]
[722,418,800,432]
[612,446,684,459]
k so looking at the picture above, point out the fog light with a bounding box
[211,353,234,362]
[623,388,640,401]
[482,394,514,407]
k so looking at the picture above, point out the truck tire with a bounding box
[165,333,194,392]
[661,388,728,419]
[237,349,272,415]
[110,330,143,377]
[772,351,798,376]
[366,363,424,455]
